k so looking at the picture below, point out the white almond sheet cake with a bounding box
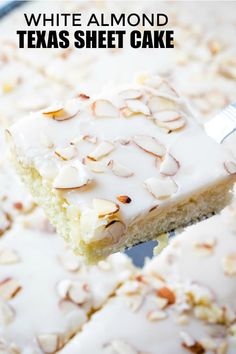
[8,76,236,262]
[59,210,236,354]
[0,217,134,353]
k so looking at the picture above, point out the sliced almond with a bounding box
[108,160,134,177]
[0,278,21,300]
[56,279,71,299]
[144,177,178,199]
[84,158,107,173]
[82,135,97,144]
[104,220,126,242]
[43,99,80,121]
[147,309,167,321]
[92,99,119,118]
[37,333,60,353]
[117,195,132,204]
[54,145,77,161]
[93,199,119,218]
[87,141,115,161]
[133,135,166,157]
[0,211,11,236]
[77,93,90,100]
[182,340,205,354]
[159,153,180,176]
[147,95,176,114]
[42,103,64,116]
[53,165,91,190]
[0,299,15,325]
[194,238,217,257]
[224,161,236,175]
[0,249,20,265]
[222,253,236,276]
[154,110,182,122]
[155,117,186,131]
[126,99,150,115]
[157,286,176,305]
[119,89,142,100]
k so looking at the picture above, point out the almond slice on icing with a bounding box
[144,177,178,199]
[43,99,80,121]
[87,141,115,161]
[93,199,119,218]
[126,99,150,115]
[117,195,132,204]
[133,135,166,157]
[157,286,176,305]
[159,153,180,176]
[42,103,64,116]
[0,249,20,264]
[54,145,77,161]
[37,333,60,353]
[68,282,90,305]
[148,95,176,113]
[108,160,134,177]
[0,278,21,300]
[84,158,107,173]
[224,161,236,175]
[119,89,142,100]
[92,99,119,118]
[53,165,91,190]
[154,110,182,122]
[155,117,186,131]
[0,299,15,325]
[222,253,236,276]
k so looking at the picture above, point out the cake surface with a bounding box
[59,211,236,354]
[8,76,236,262]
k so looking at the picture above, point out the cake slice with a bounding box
[59,209,236,354]
[8,76,236,262]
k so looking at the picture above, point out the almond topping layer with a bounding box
[93,199,120,218]
[159,153,180,176]
[133,135,166,157]
[108,160,134,177]
[92,99,119,118]
[53,165,91,190]
[144,177,178,199]
[87,141,115,161]
[117,195,132,204]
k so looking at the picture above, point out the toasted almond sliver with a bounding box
[87,141,115,161]
[108,160,134,177]
[53,165,91,190]
[159,153,180,176]
[0,278,21,300]
[119,89,142,100]
[68,282,89,305]
[117,195,132,204]
[37,333,60,353]
[148,95,176,113]
[42,103,64,116]
[0,249,20,265]
[144,177,178,199]
[157,286,176,305]
[224,161,236,175]
[82,135,97,144]
[133,135,166,157]
[126,99,150,115]
[154,110,182,122]
[54,145,77,161]
[92,99,119,118]
[93,199,119,218]
[155,117,186,131]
